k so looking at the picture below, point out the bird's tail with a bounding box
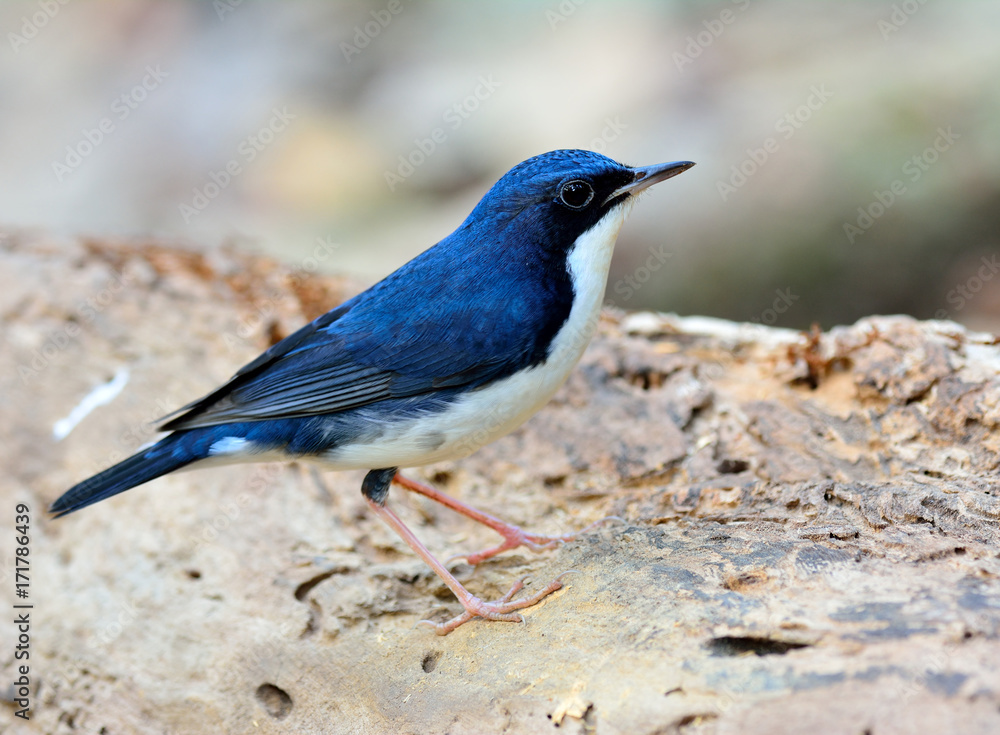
[50,433,199,517]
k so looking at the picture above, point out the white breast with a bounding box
[320,199,636,471]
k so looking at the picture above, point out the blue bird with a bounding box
[52,149,694,634]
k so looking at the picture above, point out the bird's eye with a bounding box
[558,180,594,209]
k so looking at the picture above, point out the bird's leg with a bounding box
[392,472,619,565]
[362,468,566,635]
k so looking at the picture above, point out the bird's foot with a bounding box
[392,472,622,566]
[448,515,624,566]
[418,572,572,635]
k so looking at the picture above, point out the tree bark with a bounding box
[2,231,998,735]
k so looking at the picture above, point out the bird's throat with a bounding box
[559,200,634,358]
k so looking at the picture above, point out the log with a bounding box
[2,231,998,734]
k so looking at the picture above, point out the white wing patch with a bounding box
[208,437,254,456]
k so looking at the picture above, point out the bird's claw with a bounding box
[418,573,570,635]
[448,514,624,567]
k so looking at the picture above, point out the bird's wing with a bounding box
[158,251,568,431]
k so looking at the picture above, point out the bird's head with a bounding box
[461,149,694,259]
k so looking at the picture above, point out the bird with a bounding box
[51,149,694,634]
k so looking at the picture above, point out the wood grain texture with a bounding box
[2,231,998,735]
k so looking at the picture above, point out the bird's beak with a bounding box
[607,160,696,203]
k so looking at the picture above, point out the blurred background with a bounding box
[2,0,999,330]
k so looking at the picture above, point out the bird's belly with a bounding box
[317,348,582,470]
